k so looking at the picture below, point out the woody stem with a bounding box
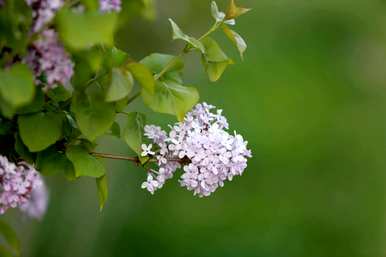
[91,152,139,163]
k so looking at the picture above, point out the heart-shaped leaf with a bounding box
[122,112,146,155]
[168,19,205,53]
[141,53,184,75]
[18,112,64,152]
[127,62,155,94]
[37,148,75,176]
[142,79,199,121]
[66,145,105,178]
[201,37,233,82]
[105,68,134,102]
[72,83,116,141]
[0,64,34,108]
[56,9,118,49]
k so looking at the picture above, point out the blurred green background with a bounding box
[8,0,386,256]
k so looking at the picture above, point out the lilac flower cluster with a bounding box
[20,178,48,220]
[0,155,47,218]
[25,0,64,32]
[25,29,74,89]
[141,125,181,194]
[141,103,252,197]
[100,0,121,12]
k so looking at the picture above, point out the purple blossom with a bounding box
[141,125,181,192]
[100,0,121,12]
[0,156,46,215]
[142,103,252,197]
[25,29,74,89]
[141,174,160,194]
[25,0,64,32]
[19,178,48,220]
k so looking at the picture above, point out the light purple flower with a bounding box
[141,174,160,194]
[100,0,121,12]
[19,178,48,220]
[0,156,46,215]
[25,29,74,89]
[25,0,64,32]
[141,103,252,197]
[141,144,155,157]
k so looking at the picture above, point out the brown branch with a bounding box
[91,152,139,163]
[91,152,190,166]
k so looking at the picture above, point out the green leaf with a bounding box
[204,61,230,82]
[142,80,199,121]
[0,99,15,118]
[72,83,116,141]
[37,148,75,176]
[0,220,20,256]
[0,0,32,57]
[201,37,233,82]
[168,19,205,53]
[18,112,64,152]
[114,96,129,112]
[0,64,35,108]
[141,53,184,75]
[66,145,105,178]
[140,53,197,119]
[64,167,77,181]
[127,63,155,94]
[122,112,145,155]
[96,175,108,211]
[63,112,81,140]
[47,86,72,102]
[226,0,251,19]
[222,25,247,59]
[105,47,129,68]
[0,119,12,136]
[78,138,97,152]
[17,87,44,115]
[72,48,104,85]
[106,68,134,102]
[110,122,121,137]
[56,9,118,49]
[202,37,229,62]
[14,134,34,163]
[70,49,101,90]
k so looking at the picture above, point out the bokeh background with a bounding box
[7,0,386,256]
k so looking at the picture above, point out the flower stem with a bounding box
[198,22,221,41]
[91,152,185,166]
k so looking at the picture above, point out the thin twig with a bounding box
[91,152,139,163]
[91,152,186,165]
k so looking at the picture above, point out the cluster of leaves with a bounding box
[0,0,249,215]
